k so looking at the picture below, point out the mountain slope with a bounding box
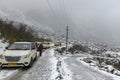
[0,8,54,33]
[0,8,63,41]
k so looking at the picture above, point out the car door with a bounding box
[31,43,37,59]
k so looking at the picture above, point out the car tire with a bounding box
[34,54,37,61]
[26,58,33,68]
[0,65,3,69]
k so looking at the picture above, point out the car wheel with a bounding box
[34,54,37,61]
[26,58,33,68]
[0,65,3,69]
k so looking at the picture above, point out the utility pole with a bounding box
[66,26,69,51]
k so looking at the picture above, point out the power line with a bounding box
[58,0,64,12]
[45,0,62,27]
[46,0,56,17]
[61,0,69,18]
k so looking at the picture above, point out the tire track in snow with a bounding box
[0,68,19,80]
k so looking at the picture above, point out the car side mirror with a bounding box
[5,47,8,49]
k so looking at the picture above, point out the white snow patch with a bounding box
[50,49,58,80]
[0,40,8,54]
[105,51,120,57]
[50,49,72,80]
[61,57,72,80]
[0,70,19,80]
[77,57,120,80]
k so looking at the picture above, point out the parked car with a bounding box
[43,42,51,49]
[0,42,37,68]
[54,41,61,46]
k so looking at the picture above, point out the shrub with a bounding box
[68,44,89,54]
[113,64,120,71]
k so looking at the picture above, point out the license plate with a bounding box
[8,63,17,66]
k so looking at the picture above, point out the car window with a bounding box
[31,43,35,49]
[8,43,30,50]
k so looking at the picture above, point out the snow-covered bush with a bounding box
[68,44,90,54]
[55,47,66,55]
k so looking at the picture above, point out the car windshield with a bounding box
[8,43,30,50]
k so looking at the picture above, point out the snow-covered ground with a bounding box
[20,48,119,80]
[63,55,113,80]
[0,39,7,54]
[0,69,19,80]
[21,48,72,80]
[78,56,120,80]
[21,48,57,80]
[0,45,120,80]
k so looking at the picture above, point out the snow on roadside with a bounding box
[61,57,72,80]
[50,50,58,80]
[105,51,120,57]
[21,48,58,80]
[77,57,120,80]
[0,39,8,54]
[52,50,72,80]
[0,69,19,80]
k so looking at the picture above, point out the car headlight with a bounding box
[0,55,4,59]
[23,54,30,59]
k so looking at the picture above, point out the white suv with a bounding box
[43,42,51,49]
[0,42,37,68]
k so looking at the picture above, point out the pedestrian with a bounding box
[35,42,39,51]
[38,43,43,56]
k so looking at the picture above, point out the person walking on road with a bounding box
[38,43,43,56]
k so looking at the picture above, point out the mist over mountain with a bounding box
[0,0,120,46]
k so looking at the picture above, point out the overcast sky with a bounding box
[0,0,120,46]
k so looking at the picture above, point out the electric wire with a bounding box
[46,0,56,17]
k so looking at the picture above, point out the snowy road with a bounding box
[21,48,56,80]
[20,48,116,80]
[21,48,72,80]
[0,48,119,80]
[65,56,113,80]
[0,68,19,80]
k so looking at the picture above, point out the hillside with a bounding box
[0,19,37,43]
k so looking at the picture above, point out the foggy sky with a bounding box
[0,0,120,46]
